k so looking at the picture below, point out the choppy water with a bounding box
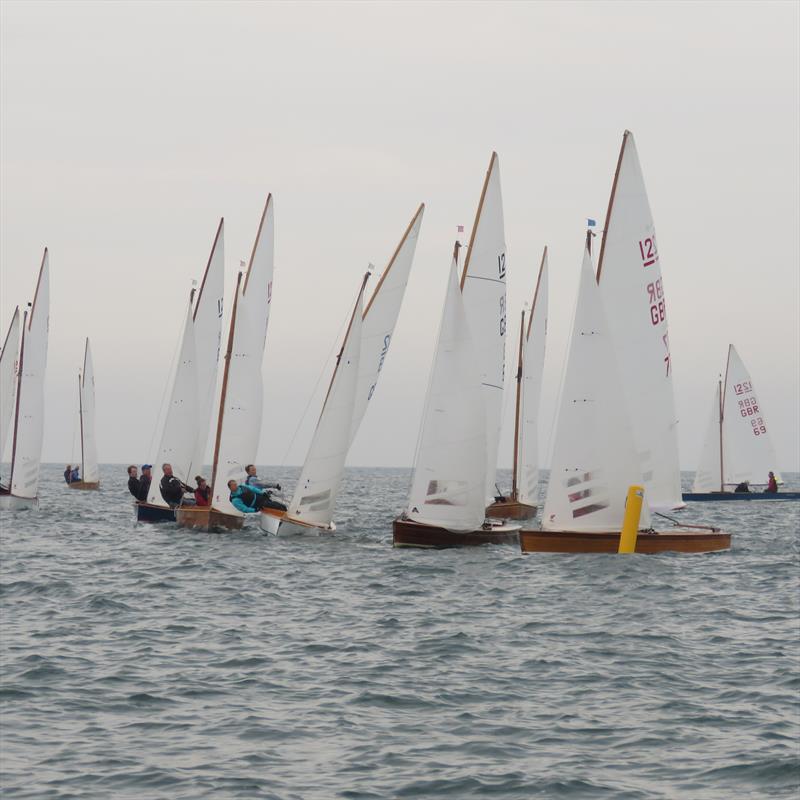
[1,464,799,799]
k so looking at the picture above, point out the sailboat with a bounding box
[487,247,548,521]
[68,338,100,490]
[0,308,21,479]
[260,204,425,535]
[393,244,521,548]
[136,218,224,523]
[596,130,684,511]
[683,345,799,501]
[176,197,275,532]
[0,249,50,511]
[519,244,729,554]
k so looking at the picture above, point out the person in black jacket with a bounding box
[127,465,140,498]
[159,463,193,507]
[138,464,153,502]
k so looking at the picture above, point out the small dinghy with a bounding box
[137,218,224,523]
[487,247,548,521]
[261,205,425,536]
[520,243,729,555]
[68,339,100,490]
[0,250,49,511]
[392,246,520,548]
[683,345,799,502]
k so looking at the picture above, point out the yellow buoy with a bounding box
[618,485,644,554]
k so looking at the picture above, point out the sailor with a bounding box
[70,466,80,483]
[227,479,288,513]
[159,463,194,507]
[64,465,73,484]
[127,465,140,498]
[139,464,153,502]
[244,464,281,493]
[194,476,211,507]
[765,471,779,493]
[734,481,750,493]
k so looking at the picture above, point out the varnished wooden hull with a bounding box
[393,518,520,549]
[67,481,99,491]
[485,498,537,521]
[519,527,731,554]
[175,506,244,532]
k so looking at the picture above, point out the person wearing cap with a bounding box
[139,465,153,502]
[159,463,194,507]
[127,465,141,499]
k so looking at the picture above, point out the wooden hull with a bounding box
[682,491,800,502]
[0,491,38,511]
[486,498,537,521]
[519,527,731,554]
[393,518,520,549]
[135,502,176,523]
[67,481,99,491]
[175,506,244,532]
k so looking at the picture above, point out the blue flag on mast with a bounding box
[587,218,597,227]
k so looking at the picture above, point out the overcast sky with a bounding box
[1,0,798,475]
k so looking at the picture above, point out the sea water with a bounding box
[1,464,798,799]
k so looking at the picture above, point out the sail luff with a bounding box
[7,312,27,489]
[192,218,224,323]
[78,372,84,476]
[0,307,20,466]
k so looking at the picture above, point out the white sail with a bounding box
[407,256,487,532]
[543,248,651,532]
[288,281,365,528]
[461,152,507,503]
[692,382,722,493]
[721,345,781,487]
[211,197,275,514]
[517,248,548,506]
[596,131,682,511]
[79,339,100,484]
[349,204,424,445]
[147,298,198,506]
[0,308,20,466]
[190,219,225,476]
[9,250,50,499]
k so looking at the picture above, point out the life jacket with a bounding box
[236,485,258,509]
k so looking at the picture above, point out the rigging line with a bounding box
[278,305,352,470]
[653,511,719,532]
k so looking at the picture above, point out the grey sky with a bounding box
[1,0,798,473]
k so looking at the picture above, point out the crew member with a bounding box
[734,481,750,493]
[127,465,140,498]
[70,466,80,483]
[227,479,287,513]
[64,465,73,484]
[159,463,193,507]
[139,465,153,502]
[194,476,211,507]
[244,464,281,492]
[765,471,779,493]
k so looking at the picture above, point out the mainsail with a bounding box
[211,197,275,514]
[596,130,682,511]
[543,247,650,532]
[407,253,487,532]
[0,308,20,466]
[516,247,548,507]
[78,339,100,484]
[461,152,507,504]
[287,278,366,528]
[692,382,723,493]
[9,249,50,500]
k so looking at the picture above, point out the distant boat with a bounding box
[67,338,100,490]
[176,198,274,532]
[596,130,684,511]
[683,345,799,502]
[0,307,21,477]
[136,219,224,523]
[519,244,729,554]
[393,244,520,548]
[487,247,548,521]
[0,250,49,511]
[260,204,424,536]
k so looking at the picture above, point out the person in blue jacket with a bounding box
[70,466,81,483]
[227,479,287,513]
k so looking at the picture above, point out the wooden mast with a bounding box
[596,131,629,283]
[210,271,243,496]
[511,309,525,500]
[526,247,547,340]
[460,152,497,290]
[7,311,26,491]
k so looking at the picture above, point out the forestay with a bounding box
[721,345,781,487]
[407,258,487,532]
[692,383,722,493]
[147,298,198,506]
[190,219,225,476]
[461,152,507,504]
[211,197,275,514]
[9,250,50,500]
[543,248,651,532]
[0,308,20,465]
[288,281,365,528]
[516,248,548,507]
[79,339,100,484]
[596,130,682,511]
[349,204,424,445]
